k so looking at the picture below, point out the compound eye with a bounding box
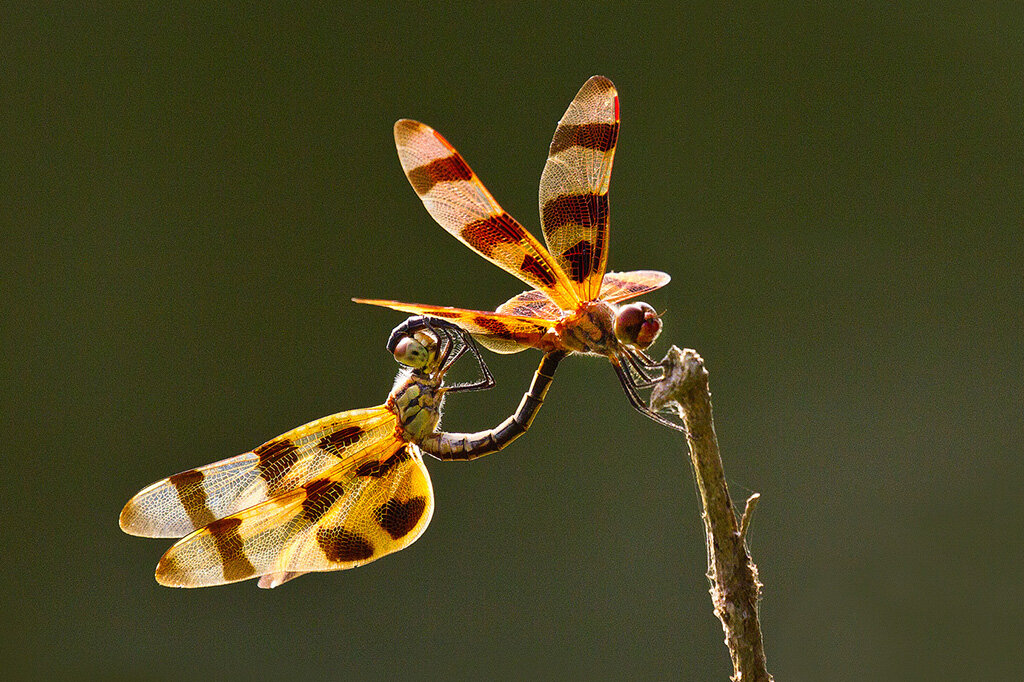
[393,336,429,368]
[614,302,662,349]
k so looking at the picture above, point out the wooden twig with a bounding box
[650,347,772,682]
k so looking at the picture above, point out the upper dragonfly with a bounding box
[355,76,679,429]
[120,318,563,588]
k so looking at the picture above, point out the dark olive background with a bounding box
[5,4,1022,680]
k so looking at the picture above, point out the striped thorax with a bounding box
[389,329,447,443]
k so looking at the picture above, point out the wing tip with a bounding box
[155,549,224,588]
[351,297,396,308]
[119,498,160,537]
[583,75,617,95]
[394,119,453,149]
[118,500,139,534]
[154,555,184,587]
[394,118,425,135]
[578,76,619,121]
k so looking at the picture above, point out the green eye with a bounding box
[393,336,429,368]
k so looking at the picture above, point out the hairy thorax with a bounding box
[550,299,620,356]
[388,371,444,442]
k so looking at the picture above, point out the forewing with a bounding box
[599,270,671,304]
[394,119,579,309]
[353,297,553,354]
[156,442,435,588]
[120,406,397,538]
[538,76,620,302]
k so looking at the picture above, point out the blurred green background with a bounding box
[4,3,1022,680]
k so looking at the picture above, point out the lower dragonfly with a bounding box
[120,317,564,588]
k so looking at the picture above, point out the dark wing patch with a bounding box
[318,425,363,453]
[168,469,215,531]
[354,445,410,479]
[300,478,348,525]
[461,213,527,259]
[316,527,376,563]
[205,517,257,581]
[541,192,609,235]
[407,154,473,195]
[471,316,512,337]
[376,497,428,540]
[548,122,618,155]
[519,254,558,289]
[561,239,597,284]
[254,439,301,483]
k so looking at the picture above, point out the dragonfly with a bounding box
[354,76,680,430]
[120,317,564,588]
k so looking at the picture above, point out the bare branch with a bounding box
[651,347,772,681]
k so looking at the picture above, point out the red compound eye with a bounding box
[614,302,662,349]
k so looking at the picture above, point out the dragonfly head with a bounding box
[614,302,662,350]
[392,329,440,371]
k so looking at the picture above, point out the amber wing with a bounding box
[493,270,670,319]
[353,297,556,354]
[538,76,620,302]
[393,120,580,310]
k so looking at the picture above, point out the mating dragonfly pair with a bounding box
[121,76,679,588]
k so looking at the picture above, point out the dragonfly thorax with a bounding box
[389,369,444,442]
[557,300,620,356]
[388,326,447,442]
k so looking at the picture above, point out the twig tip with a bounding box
[739,493,761,540]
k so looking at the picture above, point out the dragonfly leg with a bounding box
[612,358,687,433]
[441,324,495,394]
[622,348,663,387]
[393,316,495,394]
[386,315,435,354]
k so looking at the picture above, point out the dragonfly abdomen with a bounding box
[419,351,565,461]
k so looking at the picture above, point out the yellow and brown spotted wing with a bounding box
[119,406,397,539]
[155,441,434,588]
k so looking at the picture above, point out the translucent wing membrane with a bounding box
[156,442,435,588]
[538,76,620,302]
[120,407,397,538]
[353,297,555,354]
[495,289,563,320]
[394,119,579,310]
[493,270,669,319]
[598,270,671,304]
